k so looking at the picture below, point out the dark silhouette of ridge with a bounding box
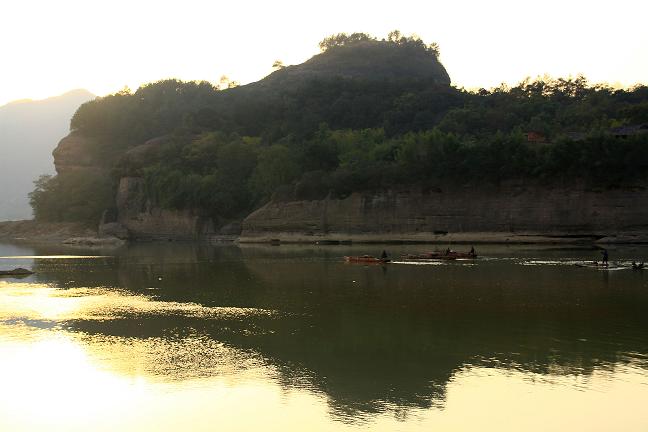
[238,40,450,94]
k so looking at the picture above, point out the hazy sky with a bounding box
[2,0,647,105]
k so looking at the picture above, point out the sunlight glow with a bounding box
[1,0,647,105]
[1,266,648,431]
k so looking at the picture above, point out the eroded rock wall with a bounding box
[115,177,215,240]
[53,133,109,177]
[241,184,648,243]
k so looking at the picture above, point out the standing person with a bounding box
[381,250,388,260]
[601,249,609,266]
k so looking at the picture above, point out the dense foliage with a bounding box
[119,128,648,212]
[29,173,113,223]
[318,30,440,57]
[30,31,648,224]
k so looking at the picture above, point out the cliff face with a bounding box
[47,131,648,244]
[52,132,109,177]
[114,177,216,240]
[241,184,648,243]
[50,133,214,240]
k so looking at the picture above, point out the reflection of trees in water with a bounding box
[30,243,249,295]
[52,244,648,419]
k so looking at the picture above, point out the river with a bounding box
[1,242,647,431]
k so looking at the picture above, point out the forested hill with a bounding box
[64,32,453,152]
[248,39,450,89]
[28,31,648,227]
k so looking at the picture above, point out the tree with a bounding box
[29,175,58,221]
[29,173,113,224]
[218,75,239,89]
[387,30,402,43]
[318,32,375,51]
[250,145,300,199]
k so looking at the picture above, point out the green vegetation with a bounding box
[30,31,648,224]
[29,173,113,223]
[318,30,439,57]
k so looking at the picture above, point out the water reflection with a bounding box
[1,242,648,430]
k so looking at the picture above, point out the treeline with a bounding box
[29,173,113,223]
[115,128,648,222]
[318,30,440,57]
[29,31,648,223]
[70,76,648,149]
[69,80,219,161]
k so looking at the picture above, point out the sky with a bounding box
[1,0,647,105]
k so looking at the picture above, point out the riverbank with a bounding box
[237,231,648,245]
[10,216,626,247]
[3,219,647,245]
[0,220,95,242]
[0,220,127,248]
[240,185,648,245]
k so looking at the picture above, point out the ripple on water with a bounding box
[0,282,281,384]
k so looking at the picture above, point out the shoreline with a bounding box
[0,220,96,242]
[2,220,648,245]
[236,231,648,245]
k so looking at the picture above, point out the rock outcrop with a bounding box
[241,183,648,243]
[115,177,216,240]
[0,268,34,276]
[249,40,451,91]
[62,236,125,247]
[52,132,107,176]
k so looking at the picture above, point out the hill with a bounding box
[0,89,95,220]
[250,39,450,89]
[26,32,648,241]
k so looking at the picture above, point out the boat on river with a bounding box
[344,256,390,264]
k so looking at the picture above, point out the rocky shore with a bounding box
[7,180,648,246]
[0,220,124,247]
[237,231,648,244]
[0,220,94,242]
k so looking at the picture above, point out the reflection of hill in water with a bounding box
[26,243,648,417]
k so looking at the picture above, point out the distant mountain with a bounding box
[0,89,95,220]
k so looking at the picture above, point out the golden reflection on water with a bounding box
[0,280,277,322]
[1,274,648,431]
[0,281,294,431]
[0,280,277,382]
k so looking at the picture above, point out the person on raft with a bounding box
[601,249,609,266]
[381,250,388,259]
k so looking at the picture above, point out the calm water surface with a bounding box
[1,242,647,431]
